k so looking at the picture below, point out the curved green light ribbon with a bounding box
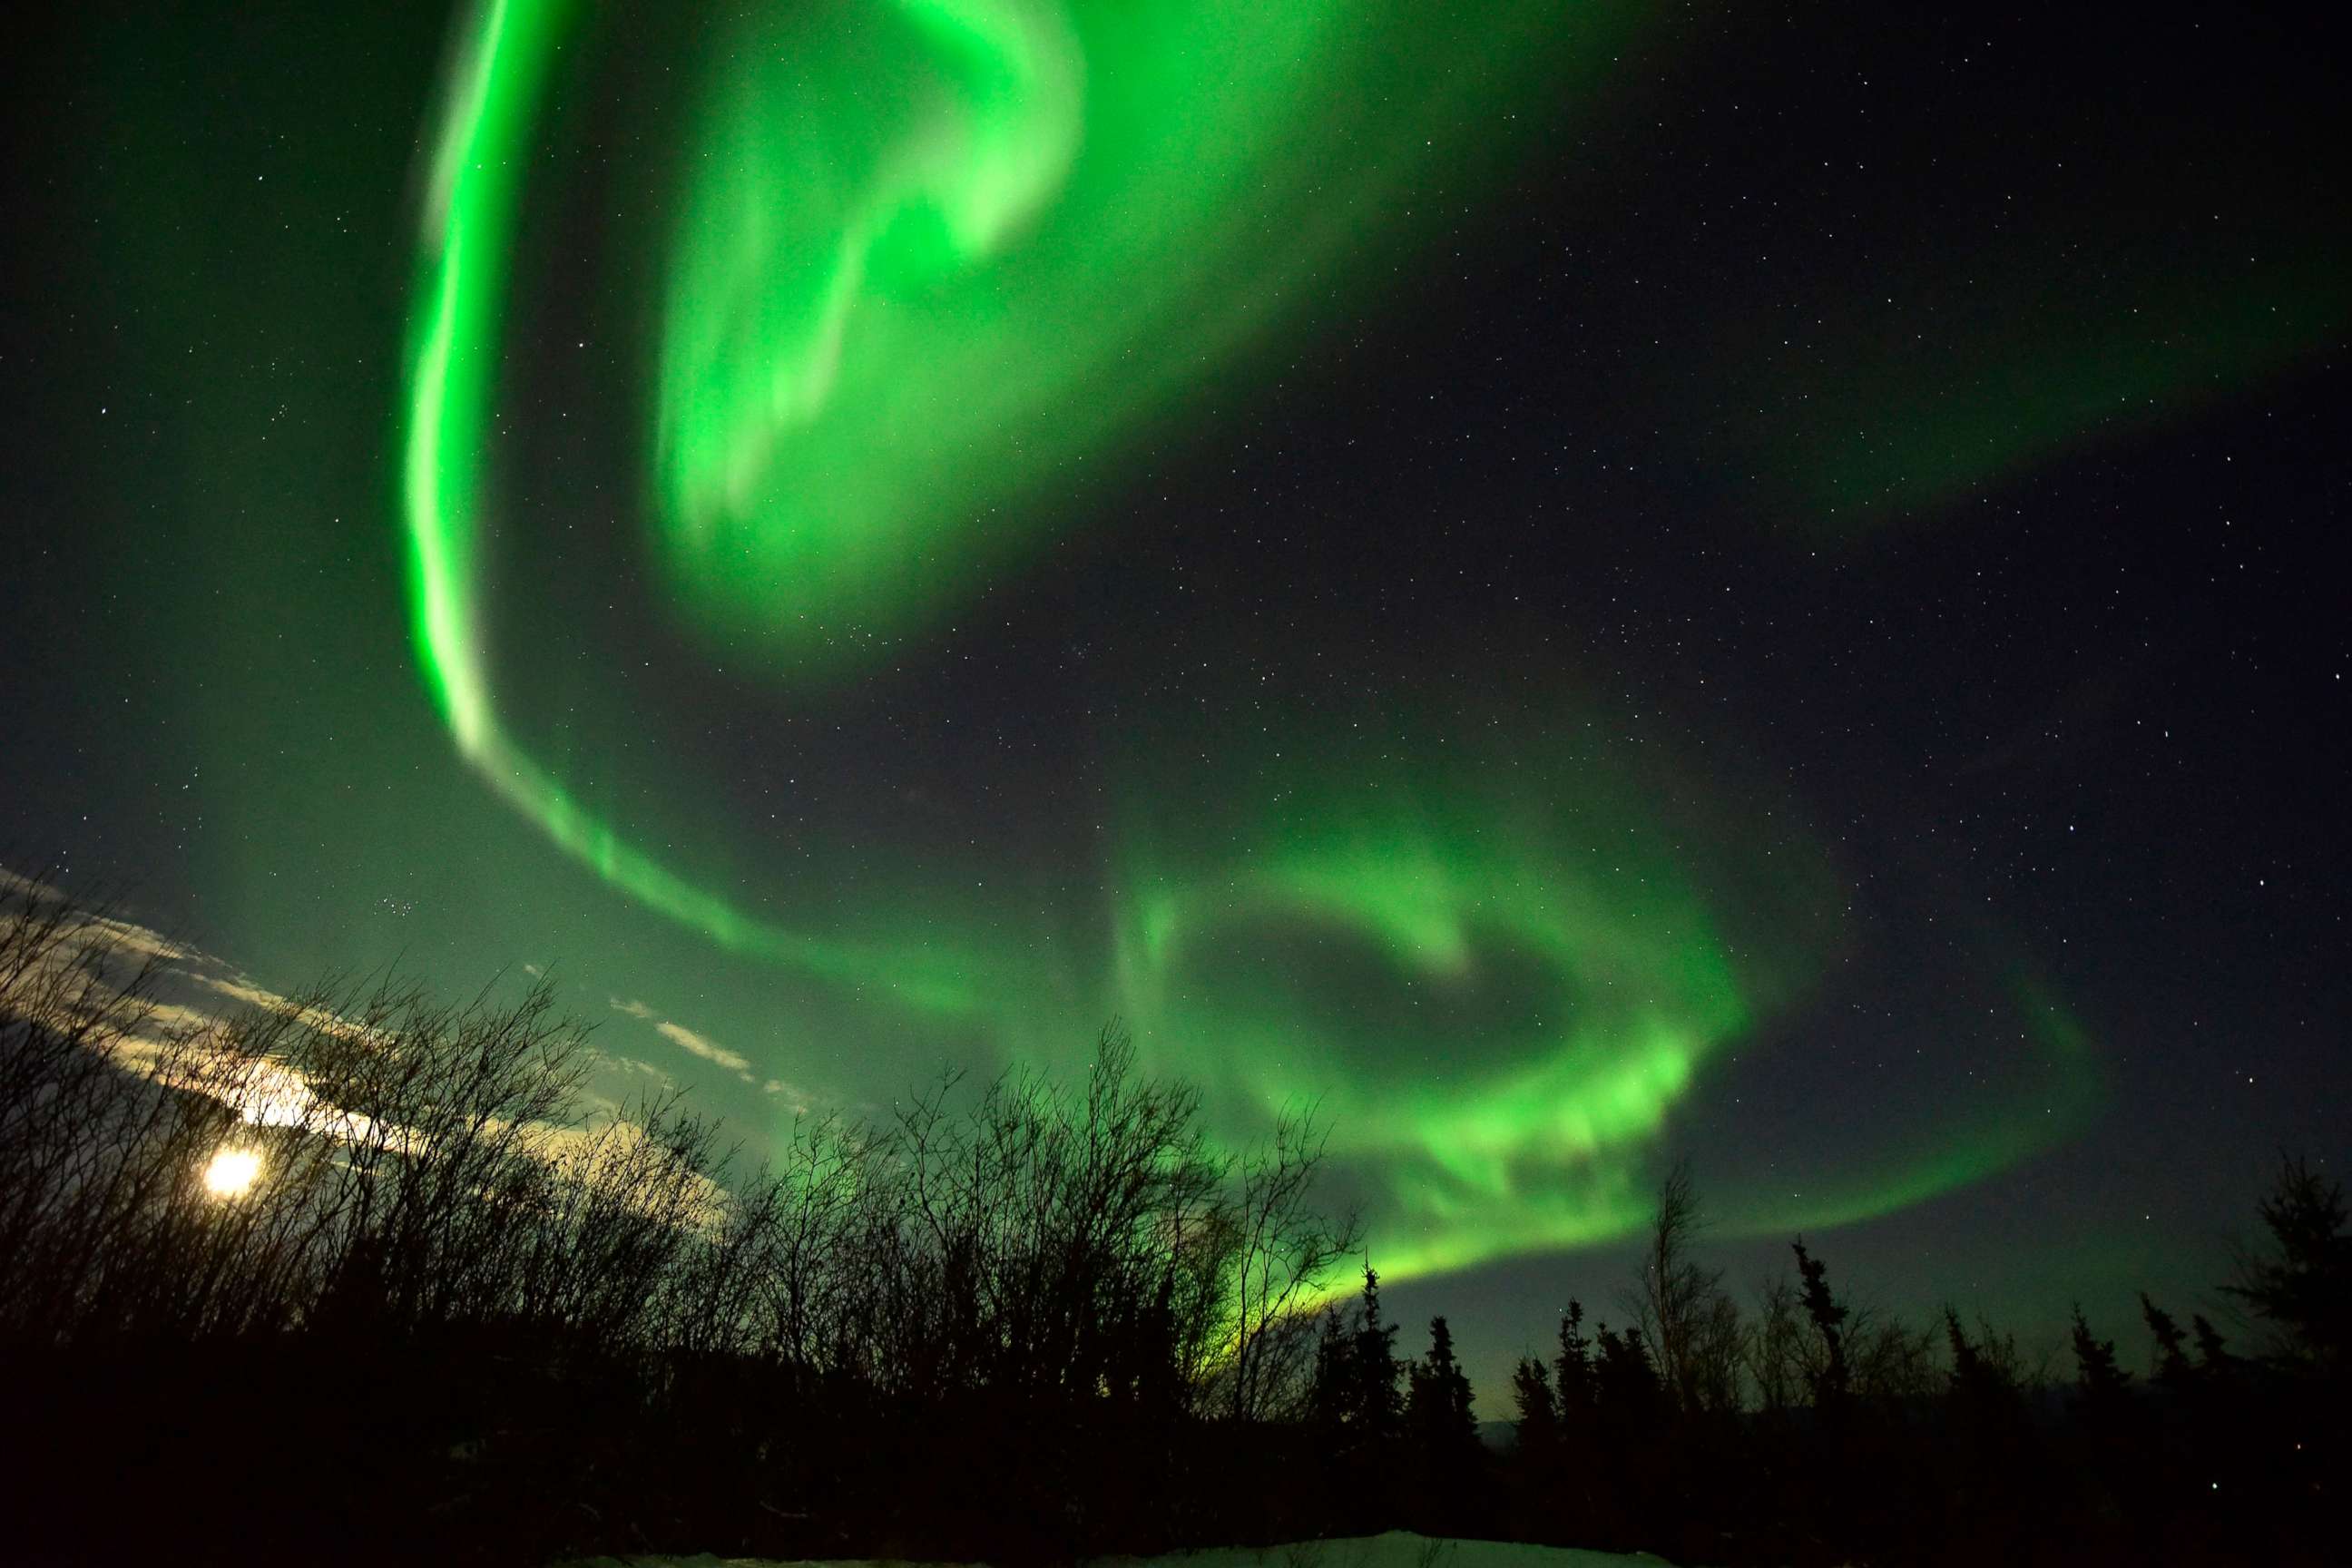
[400,0,2100,1284]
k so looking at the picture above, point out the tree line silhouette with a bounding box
[0,873,2341,1565]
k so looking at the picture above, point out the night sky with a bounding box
[4,1,2345,1405]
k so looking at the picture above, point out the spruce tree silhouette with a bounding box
[1553,1298,1596,1418]
[1351,1265,1405,1442]
[1510,1353,1558,1452]
[2224,1154,2350,1374]
[2141,1291,2194,1387]
[1406,1315,1480,1529]
[1793,1236,1851,1413]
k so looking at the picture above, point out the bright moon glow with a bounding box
[203,1147,263,1200]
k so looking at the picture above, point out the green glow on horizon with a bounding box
[398,0,2107,1287]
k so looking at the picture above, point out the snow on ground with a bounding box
[574,1529,1681,1568]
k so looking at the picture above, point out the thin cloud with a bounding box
[761,1077,814,1114]
[656,1020,753,1080]
[5,867,739,1233]
[611,996,755,1083]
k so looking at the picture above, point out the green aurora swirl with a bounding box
[651,0,1611,668]
[399,0,2101,1284]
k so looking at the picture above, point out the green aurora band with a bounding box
[400,0,2101,1283]
[1105,730,1816,1278]
[649,0,1610,666]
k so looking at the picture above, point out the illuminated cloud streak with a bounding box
[614,995,758,1083]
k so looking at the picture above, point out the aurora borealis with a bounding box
[5,0,2347,1396]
